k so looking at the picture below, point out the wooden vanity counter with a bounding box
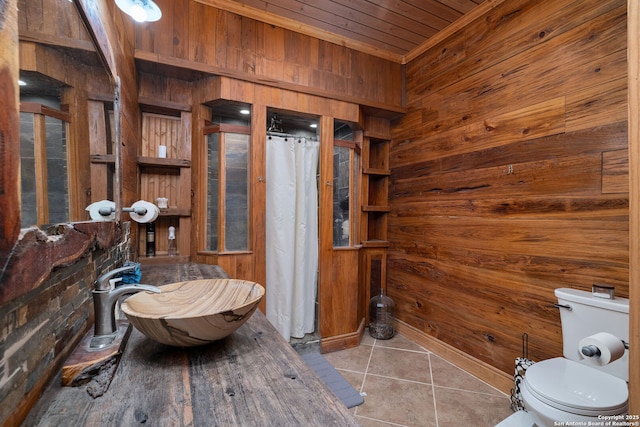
[24,263,361,426]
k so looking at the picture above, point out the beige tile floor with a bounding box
[323,332,514,427]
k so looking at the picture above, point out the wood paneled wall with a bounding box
[390,0,628,376]
[627,0,639,414]
[18,0,94,50]
[134,0,403,111]
[0,0,19,294]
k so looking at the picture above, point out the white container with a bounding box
[158,145,167,158]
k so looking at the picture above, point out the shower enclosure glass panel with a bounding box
[333,120,359,248]
[333,145,352,247]
[206,131,250,252]
[206,133,219,250]
[224,133,249,251]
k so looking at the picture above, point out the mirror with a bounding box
[18,0,116,227]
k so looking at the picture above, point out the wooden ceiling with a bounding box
[196,0,486,63]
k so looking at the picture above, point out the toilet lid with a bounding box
[526,358,628,415]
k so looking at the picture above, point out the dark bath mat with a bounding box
[300,352,364,409]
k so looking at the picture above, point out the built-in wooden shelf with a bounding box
[137,157,191,168]
[363,168,391,176]
[137,112,193,262]
[158,208,191,217]
[362,205,390,212]
[361,240,389,248]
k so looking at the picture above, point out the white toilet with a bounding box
[497,287,629,427]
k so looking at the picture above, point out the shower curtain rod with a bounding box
[267,131,317,140]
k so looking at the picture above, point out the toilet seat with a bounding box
[525,358,628,416]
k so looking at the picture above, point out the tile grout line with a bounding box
[428,352,440,427]
[354,335,376,417]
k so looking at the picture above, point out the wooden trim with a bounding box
[91,154,116,164]
[334,138,357,149]
[134,50,406,116]
[403,0,510,64]
[320,318,365,354]
[193,0,403,63]
[223,124,250,135]
[33,114,48,225]
[20,102,71,122]
[138,96,191,114]
[628,0,639,415]
[218,133,227,252]
[19,31,96,53]
[395,320,513,395]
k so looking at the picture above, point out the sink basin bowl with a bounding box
[121,279,265,347]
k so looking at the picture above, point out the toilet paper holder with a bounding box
[98,205,148,216]
[581,339,629,357]
[88,200,159,224]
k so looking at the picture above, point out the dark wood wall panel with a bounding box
[135,0,402,109]
[18,0,94,45]
[390,0,628,375]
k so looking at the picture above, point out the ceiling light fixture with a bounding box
[240,109,250,115]
[115,0,162,23]
[18,80,27,86]
[310,123,318,129]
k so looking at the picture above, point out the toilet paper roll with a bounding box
[129,200,160,224]
[86,200,116,221]
[578,332,626,366]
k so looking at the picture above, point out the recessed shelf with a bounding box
[158,208,191,217]
[363,168,391,176]
[361,240,389,248]
[137,156,191,168]
[362,205,390,212]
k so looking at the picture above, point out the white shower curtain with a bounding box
[265,135,319,341]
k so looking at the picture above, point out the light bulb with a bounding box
[129,4,147,22]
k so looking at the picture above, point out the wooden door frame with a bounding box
[628,0,639,415]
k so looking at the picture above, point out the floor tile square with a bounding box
[429,354,504,396]
[324,344,373,373]
[358,375,437,427]
[434,386,512,427]
[368,346,431,384]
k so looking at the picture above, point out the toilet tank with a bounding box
[555,288,629,381]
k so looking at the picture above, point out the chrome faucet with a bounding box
[91,265,161,348]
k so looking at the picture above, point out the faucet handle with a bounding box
[95,265,137,291]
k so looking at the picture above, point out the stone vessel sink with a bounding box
[121,279,265,347]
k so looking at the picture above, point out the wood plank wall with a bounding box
[134,0,403,110]
[627,0,639,414]
[0,0,19,289]
[390,0,628,376]
[18,0,94,50]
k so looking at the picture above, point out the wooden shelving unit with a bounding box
[137,111,192,264]
[359,118,392,324]
[361,135,390,247]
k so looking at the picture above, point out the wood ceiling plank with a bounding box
[240,0,422,50]
[195,0,405,61]
[326,0,447,34]
[368,0,463,26]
